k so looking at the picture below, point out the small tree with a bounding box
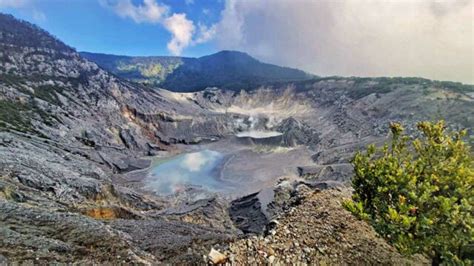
[344,121,473,265]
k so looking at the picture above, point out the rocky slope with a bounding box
[224,186,429,265]
[0,14,238,263]
[0,13,473,264]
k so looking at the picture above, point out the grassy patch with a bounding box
[347,84,394,99]
[0,73,25,86]
[33,85,63,105]
[0,99,57,135]
[0,100,33,132]
[435,81,474,93]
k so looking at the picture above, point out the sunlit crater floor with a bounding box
[138,136,313,199]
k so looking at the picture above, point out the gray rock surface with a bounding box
[229,180,344,235]
[298,164,353,182]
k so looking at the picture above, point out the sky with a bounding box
[0,0,473,84]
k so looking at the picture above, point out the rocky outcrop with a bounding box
[298,164,353,182]
[229,192,269,234]
[229,179,343,235]
[222,188,429,265]
[277,117,320,147]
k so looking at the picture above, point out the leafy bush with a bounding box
[344,121,473,265]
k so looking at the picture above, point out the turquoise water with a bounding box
[146,150,227,195]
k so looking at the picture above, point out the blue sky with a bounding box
[0,0,225,57]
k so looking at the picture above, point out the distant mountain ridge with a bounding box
[80,50,314,92]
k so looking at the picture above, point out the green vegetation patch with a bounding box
[344,121,473,265]
[0,98,57,134]
[1,73,25,87]
[0,100,33,132]
[33,85,63,105]
[347,84,395,99]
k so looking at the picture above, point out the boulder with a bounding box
[208,248,227,264]
[119,128,138,149]
[229,192,268,234]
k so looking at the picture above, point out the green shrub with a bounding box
[344,121,473,265]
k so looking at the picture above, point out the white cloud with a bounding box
[102,0,216,55]
[215,0,474,84]
[195,22,216,44]
[101,0,168,24]
[163,13,195,55]
[185,0,194,5]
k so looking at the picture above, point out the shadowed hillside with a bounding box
[80,52,190,86]
[81,50,314,92]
